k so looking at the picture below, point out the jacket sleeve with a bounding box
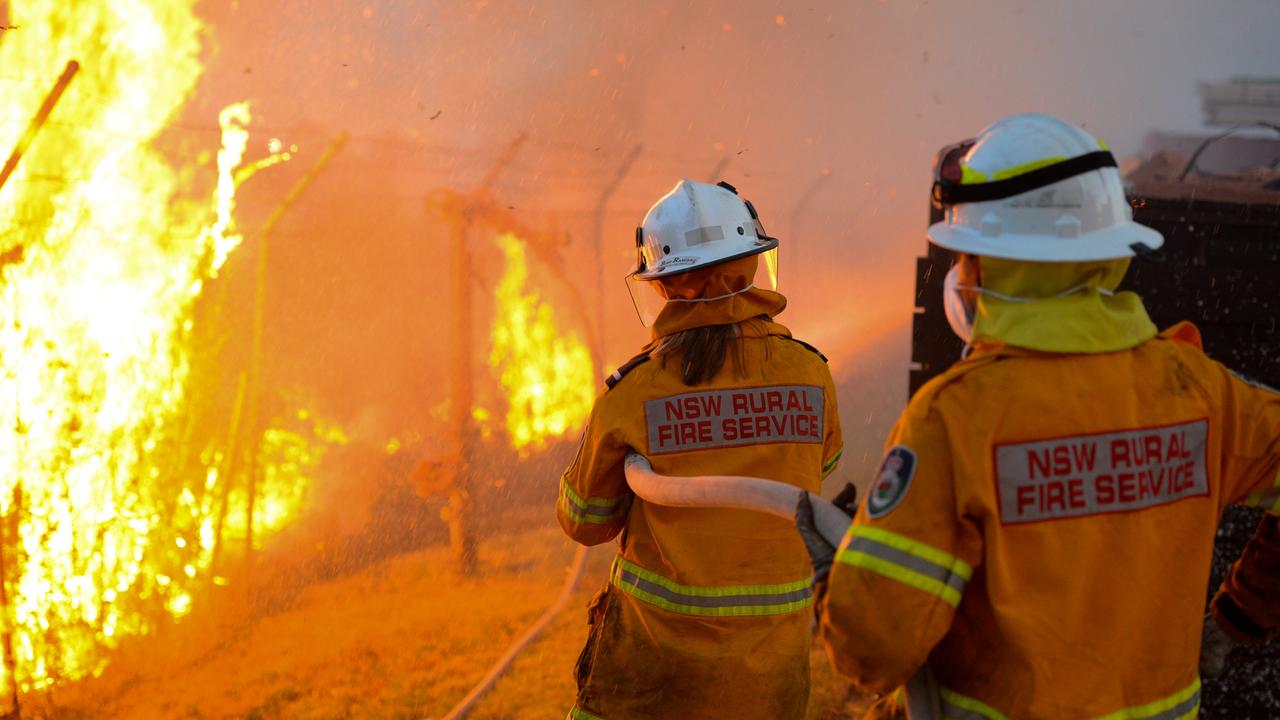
[820,402,982,694]
[821,365,844,480]
[1213,362,1280,510]
[556,390,634,546]
[1208,360,1280,643]
[1212,513,1280,643]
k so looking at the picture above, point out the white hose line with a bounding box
[622,452,941,720]
[437,543,589,720]
[622,453,850,545]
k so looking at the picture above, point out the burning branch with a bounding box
[0,60,78,195]
[426,133,533,577]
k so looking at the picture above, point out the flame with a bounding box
[0,0,329,697]
[488,234,594,451]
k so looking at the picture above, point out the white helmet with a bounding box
[626,179,780,326]
[927,113,1163,262]
[631,179,778,279]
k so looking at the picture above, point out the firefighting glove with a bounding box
[795,492,836,583]
[830,482,858,517]
[1200,612,1241,679]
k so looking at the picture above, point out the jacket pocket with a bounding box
[574,585,612,692]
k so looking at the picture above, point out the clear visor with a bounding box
[625,248,780,327]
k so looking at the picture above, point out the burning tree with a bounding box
[428,151,598,576]
[0,0,342,707]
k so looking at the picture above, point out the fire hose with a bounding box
[622,453,943,720]
[437,453,940,720]
[437,544,589,720]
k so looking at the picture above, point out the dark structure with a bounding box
[910,178,1280,718]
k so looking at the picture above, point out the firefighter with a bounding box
[558,179,843,720]
[802,113,1280,719]
[1202,512,1280,677]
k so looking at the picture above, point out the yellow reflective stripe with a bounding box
[852,526,974,581]
[559,479,628,525]
[1241,467,1280,513]
[940,687,1010,720]
[842,549,964,608]
[558,495,626,525]
[610,556,813,617]
[567,708,604,720]
[938,678,1200,720]
[960,155,1070,186]
[1098,139,1109,151]
[961,164,988,184]
[991,155,1067,181]
[1093,678,1201,720]
[823,449,843,477]
[837,526,972,608]
[560,478,627,508]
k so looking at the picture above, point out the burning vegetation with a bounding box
[488,233,594,453]
[0,0,346,704]
[5,0,1274,718]
[0,1,598,709]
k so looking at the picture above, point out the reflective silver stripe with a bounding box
[823,449,843,474]
[848,535,968,596]
[939,682,1200,720]
[684,225,725,245]
[561,493,626,520]
[1148,690,1200,720]
[559,481,628,525]
[617,568,811,609]
[610,557,813,616]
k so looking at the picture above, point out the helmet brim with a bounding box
[629,237,779,280]
[926,221,1164,262]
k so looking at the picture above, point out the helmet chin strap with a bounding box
[953,281,1116,303]
[942,265,1116,346]
[663,283,756,304]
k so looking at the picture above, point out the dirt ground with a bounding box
[37,519,869,720]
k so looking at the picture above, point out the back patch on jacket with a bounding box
[644,385,824,454]
[995,418,1210,523]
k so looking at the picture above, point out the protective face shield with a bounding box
[627,247,780,327]
[943,263,977,344]
[627,179,781,327]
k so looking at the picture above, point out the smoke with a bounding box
[178,0,1280,504]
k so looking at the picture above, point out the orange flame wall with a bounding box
[0,0,338,694]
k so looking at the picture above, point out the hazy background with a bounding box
[177,0,1280,489]
[5,1,1280,714]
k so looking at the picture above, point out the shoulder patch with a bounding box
[605,351,652,390]
[866,445,916,519]
[784,336,828,363]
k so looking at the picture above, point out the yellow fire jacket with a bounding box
[558,317,843,720]
[821,322,1280,719]
[1212,504,1280,643]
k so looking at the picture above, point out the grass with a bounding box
[40,519,869,719]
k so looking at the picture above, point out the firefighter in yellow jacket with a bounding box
[813,114,1280,719]
[1202,513,1280,676]
[558,179,844,720]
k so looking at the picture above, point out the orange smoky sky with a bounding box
[177,0,1280,444]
